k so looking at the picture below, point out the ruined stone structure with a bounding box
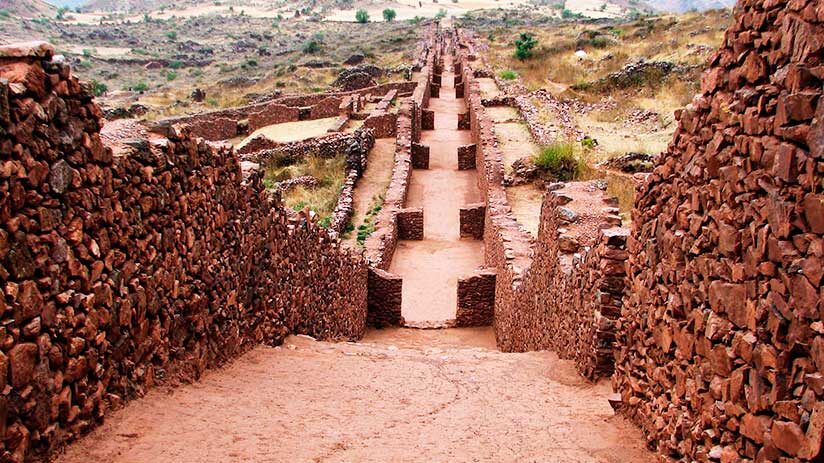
[1,1,823,460]
[613,1,824,460]
[0,42,367,462]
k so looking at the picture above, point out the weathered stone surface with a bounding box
[0,49,370,462]
[611,1,824,461]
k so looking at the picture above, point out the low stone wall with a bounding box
[457,143,476,170]
[364,41,433,270]
[244,131,373,168]
[397,208,424,240]
[456,269,496,327]
[459,203,485,240]
[0,43,368,462]
[612,1,824,460]
[457,31,629,381]
[412,143,430,169]
[153,81,418,141]
[367,268,404,327]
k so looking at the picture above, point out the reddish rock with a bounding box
[8,343,37,389]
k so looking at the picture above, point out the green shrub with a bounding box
[514,33,537,61]
[82,48,94,58]
[165,31,177,40]
[168,60,183,69]
[355,9,369,23]
[533,142,581,181]
[133,82,149,92]
[0,9,11,20]
[561,9,583,19]
[498,70,518,80]
[409,16,424,25]
[302,40,320,53]
[56,7,69,20]
[165,70,178,81]
[90,80,107,97]
[435,8,447,19]
[382,8,396,21]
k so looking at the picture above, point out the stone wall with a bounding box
[455,269,496,327]
[0,43,368,462]
[397,208,424,241]
[153,81,418,141]
[367,268,404,327]
[457,143,476,170]
[459,203,485,240]
[612,1,824,460]
[455,30,631,380]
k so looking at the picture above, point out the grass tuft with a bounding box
[533,141,582,181]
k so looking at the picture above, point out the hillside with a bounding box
[644,0,735,12]
[0,0,55,17]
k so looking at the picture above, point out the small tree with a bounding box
[355,9,369,23]
[514,32,537,61]
[382,8,396,22]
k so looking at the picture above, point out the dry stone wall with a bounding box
[152,81,417,142]
[0,43,367,462]
[456,30,631,380]
[612,1,824,460]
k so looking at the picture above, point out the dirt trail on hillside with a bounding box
[389,55,484,326]
[57,329,652,463]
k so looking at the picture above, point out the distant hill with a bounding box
[79,0,175,13]
[644,0,735,13]
[45,0,88,8]
[0,0,56,17]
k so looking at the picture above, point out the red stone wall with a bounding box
[456,269,496,327]
[612,1,824,460]
[152,81,418,141]
[367,268,404,327]
[412,143,430,169]
[0,44,368,462]
[455,31,630,381]
[459,203,485,240]
[397,207,424,240]
[457,143,477,170]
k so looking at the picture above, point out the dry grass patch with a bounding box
[267,155,348,226]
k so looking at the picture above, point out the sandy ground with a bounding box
[236,117,341,148]
[57,330,652,463]
[477,77,501,100]
[345,138,396,246]
[389,56,484,326]
[506,184,544,237]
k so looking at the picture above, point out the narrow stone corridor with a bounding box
[389,54,484,326]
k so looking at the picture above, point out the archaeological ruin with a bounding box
[0,0,821,461]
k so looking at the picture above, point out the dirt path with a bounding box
[344,138,396,246]
[57,330,652,463]
[389,55,484,326]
